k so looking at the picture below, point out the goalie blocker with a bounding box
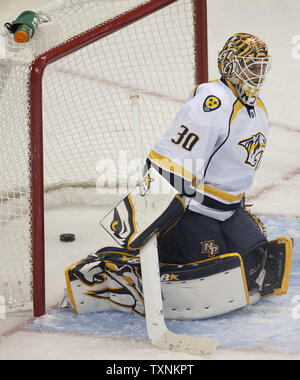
[64,167,293,319]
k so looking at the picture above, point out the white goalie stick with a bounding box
[130,94,219,355]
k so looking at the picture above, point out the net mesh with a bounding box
[0,0,196,311]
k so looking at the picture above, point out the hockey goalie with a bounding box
[64,33,293,320]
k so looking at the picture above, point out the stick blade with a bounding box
[155,330,219,355]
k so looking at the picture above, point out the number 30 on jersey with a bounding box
[171,125,199,152]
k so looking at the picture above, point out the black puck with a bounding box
[60,233,75,242]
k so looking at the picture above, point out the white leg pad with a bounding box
[162,266,251,320]
[65,250,257,319]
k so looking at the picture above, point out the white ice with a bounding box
[0,0,300,361]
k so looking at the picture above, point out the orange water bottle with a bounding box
[5,11,39,43]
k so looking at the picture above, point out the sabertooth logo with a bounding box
[238,132,266,170]
[109,195,136,248]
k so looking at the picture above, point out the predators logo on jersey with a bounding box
[203,95,221,112]
[238,132,267,170]
[201,240,220,258]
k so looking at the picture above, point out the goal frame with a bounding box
[29,0,208,317]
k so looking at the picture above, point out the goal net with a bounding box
[0,0,207,316]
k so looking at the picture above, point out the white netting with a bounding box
[0,0,197,311]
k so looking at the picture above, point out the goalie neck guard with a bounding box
[218,33,271,106]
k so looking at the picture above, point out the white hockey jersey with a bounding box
[148,78,269,221]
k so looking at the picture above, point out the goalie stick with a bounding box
[130,94,219,355]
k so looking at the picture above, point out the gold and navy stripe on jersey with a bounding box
[148,149,244,211]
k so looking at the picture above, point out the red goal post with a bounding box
[0,0,208,317]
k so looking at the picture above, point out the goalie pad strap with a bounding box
[261,237,293,297]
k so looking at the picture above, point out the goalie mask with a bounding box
[218,33,271,106]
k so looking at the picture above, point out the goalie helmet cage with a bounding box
[0,0,208,317]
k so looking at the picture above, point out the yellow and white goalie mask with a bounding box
[218,33,271,106]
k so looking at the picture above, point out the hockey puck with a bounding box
[60,233,75,242]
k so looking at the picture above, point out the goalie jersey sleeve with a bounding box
[148,78,269,221]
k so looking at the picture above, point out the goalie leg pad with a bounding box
[65,247,145,315]
[64,237,292,318]
[160,252,257,320]
[65,248,258,319]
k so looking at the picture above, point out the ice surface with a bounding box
[26,216,300,353]
[1,206,299,361]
